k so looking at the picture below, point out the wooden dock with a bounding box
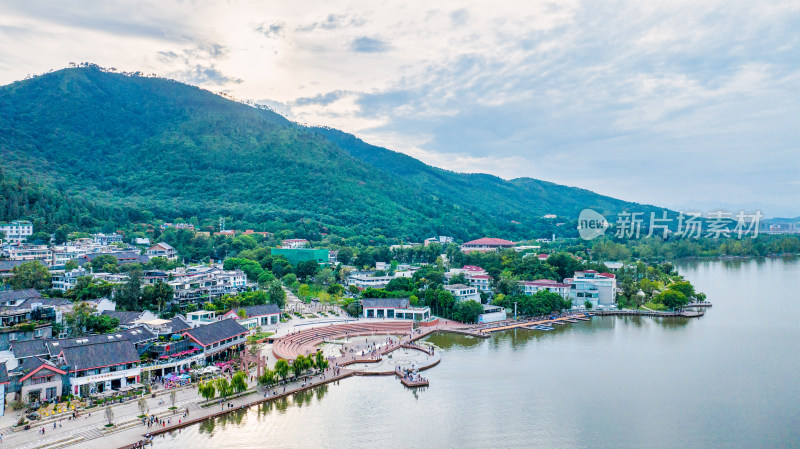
[478,314,591,334]
[589,309,705,318]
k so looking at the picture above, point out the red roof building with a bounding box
[461,237,515,253]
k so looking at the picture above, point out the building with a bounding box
[183,319,248,362]
[146,242,177,260]
[564,270,617,308]
[521,279,571,298]
[0,363,8,416]
[444,284,481,303]
[270,248,329,266]
[58,339,142,397]
[186,310,218,328]
[346,272,395,290]
[220,304,281,329]
[0,220,33,243]
[134,238,151,246]
[361,298,431,321]
[281,239,309,249]
[101,310,158,329]
[74,251,149,267]
[169,267,247,306]
[12,357,66,404]
[0,260,26,279]
[424,236,454,246]
[93,233,124,246]
[3,244,51,263]
[477,304,507,324]
[460,237,515,253]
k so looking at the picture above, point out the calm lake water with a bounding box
[155,257,800,449]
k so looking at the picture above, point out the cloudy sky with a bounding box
[2,0,799,216]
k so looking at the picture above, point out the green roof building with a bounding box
[270,248,329,266]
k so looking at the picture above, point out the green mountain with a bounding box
[0,66,662,240]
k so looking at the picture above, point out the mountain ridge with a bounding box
[0,66,666,240]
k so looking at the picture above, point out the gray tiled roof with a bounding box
[46,326,156,354]
[101,310,143,325]
[10,339,49,359]
[166,316,191,333]
[60,339,140,371]
[0,288,41,302]
[19,297,71,308]
[0,260,26,271]
[240,304,280,317]
[184,319,247,347]
[361,298,411,309]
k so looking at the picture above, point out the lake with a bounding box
[154,257,800,448]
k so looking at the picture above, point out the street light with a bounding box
[514,301,517,320]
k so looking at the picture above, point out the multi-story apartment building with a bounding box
[0,220,33,243]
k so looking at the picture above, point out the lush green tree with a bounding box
[668,281,696,300]
[54,225,70,244]
[114,269,143,311]
[215,377,232,399]
[9,261,51,290]
[85,314,120,333]
[295,260,319,281]
[449,273,468,285]
[64,260,79,271]
[268,281,286,308]
[64,301,96,336]
[655,289,689,309]
[26,231,51,244]
[231,371,248,393]
[453,300,484,323]
[141,281,174,312]
[274,359,290,381]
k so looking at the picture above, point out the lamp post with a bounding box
[514,301,517,321]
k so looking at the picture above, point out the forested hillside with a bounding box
[0,66,663,240]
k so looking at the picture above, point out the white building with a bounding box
[444,284,481,303]
[362,298,431,321]
[146,242,177,260]
[3,244,51,263]
[0,220,33,243]
[477,304,507,323]
[346,272,395,289]
[565,270,617,308]
[93,233,124,246]
[521,279,571,299]
[281,239,309,249]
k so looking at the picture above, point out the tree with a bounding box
[275,359,290,381]
[449,273,468,285]
[258,369,276,389]
[142,281,174,313]
[115,269,142,311]
[137,398,148,417]
[292,355,306,378]
[215,377,232,399]
[453,300,484,323]
[297,284,310,302]
[65,301,97,336]
[668,281,696,301]
[655,289,689,309]
[336,247,353,264]
[198,381,216,401]
[85,314,119,333]
[54,225,70,244]
[231,371,248,394]
[268,281,286,308]
[9,261,51,290]
[315,351,327,371]
[295,260,319,281]
[170,390,177,408]
[65,276,114,301]
[64,260,78,271]
[105,405,114,426]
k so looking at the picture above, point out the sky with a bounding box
[1,0,799,217]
